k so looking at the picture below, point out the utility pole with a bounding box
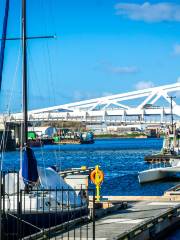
[168,96,176,134]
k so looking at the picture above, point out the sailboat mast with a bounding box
[22,0,28,145]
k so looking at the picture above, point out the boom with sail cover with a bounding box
[22,146,39,185]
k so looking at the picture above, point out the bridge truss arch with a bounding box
[6,82,180,124]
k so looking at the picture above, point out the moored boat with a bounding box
[0,0,89,238]
[80,131,94,144]
[144,129,180,163]
[138,158,180,184]
[54,129,94,144]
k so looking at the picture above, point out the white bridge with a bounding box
[5,82,180,124]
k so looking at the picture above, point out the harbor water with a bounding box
[1,138,180,238]
[2,138,180,196]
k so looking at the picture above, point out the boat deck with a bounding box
[144,154,180,163]
[52,200,180,239]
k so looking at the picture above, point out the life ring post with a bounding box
[90,165,104,202]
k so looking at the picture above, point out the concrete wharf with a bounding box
[53,169,180,239]
[59,167,94,178]
[52,197,180,240]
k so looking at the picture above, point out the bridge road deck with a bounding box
[53,201,180,240]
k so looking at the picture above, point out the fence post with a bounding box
[19,190,23,239]
[92,189,95,240]
[17,172,20,239]
[0,171,2,240]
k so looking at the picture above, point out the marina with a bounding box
[0,0,180,239]
[1,138,180,239]
[1,139,180,239]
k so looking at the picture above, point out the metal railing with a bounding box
[114,204,180,240]
[0,170,95,240]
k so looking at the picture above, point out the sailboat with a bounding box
[1,0,88,238]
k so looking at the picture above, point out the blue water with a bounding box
[165,229,180,240]
[1,138,180,237]
[1,138,180,196]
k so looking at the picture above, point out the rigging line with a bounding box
[58,130,62,172]
[40,0,51,105]
[26,1,46,104]
[50,0,60,104]
[0,118,12,170]
[53,147,58,167]
[6,45,21,114]
[46,40,55,104]
[1,89,21,95]
[0,4,21,170]
[54,128,62,170]
[2,123,9,160]
[26,44,42,106]
[37,4,47,176]
[40,142,48,187]
[42,0,62,171]
[0,0,22,171]
[49,0,58,105]
[42,43,51,105]
[49,0,56,32]
[0,45,21,170]
[0,122,6,170]
[0,0,10,90]
[42,0,56,105]
[20,121,23,169]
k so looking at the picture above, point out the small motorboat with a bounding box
[138,158,180,183]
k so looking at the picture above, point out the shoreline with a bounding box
[94,135,161,139]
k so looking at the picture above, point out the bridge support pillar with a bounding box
[121,110,126,123]
[5,122,21,147]
[14,124,21,146]
[161,110,164,123]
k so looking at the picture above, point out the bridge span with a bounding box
[2,82,180,124]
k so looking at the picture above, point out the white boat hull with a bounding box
[138,168,173,184]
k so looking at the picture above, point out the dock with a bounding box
[59,166,94,178]
[54,168,180,239]
[51,196,180,240]
[55,139,81,145]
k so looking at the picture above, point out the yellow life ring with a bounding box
[90,166,104,185]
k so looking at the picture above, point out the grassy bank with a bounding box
[94,133,147,139]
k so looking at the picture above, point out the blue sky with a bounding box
[0,0,180,112]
